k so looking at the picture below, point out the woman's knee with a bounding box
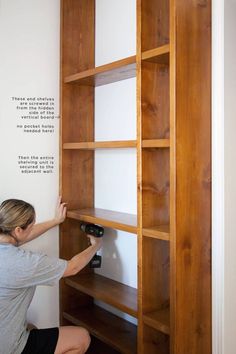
[78,327,91,352]
[55,326,91,354]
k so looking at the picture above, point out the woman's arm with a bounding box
[63,235,102,277]
[21,197,67,244]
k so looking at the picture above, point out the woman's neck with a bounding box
[0,234,17,245]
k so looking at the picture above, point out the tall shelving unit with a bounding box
[60,1,211,353]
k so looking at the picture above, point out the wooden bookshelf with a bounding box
[143,308,170,335]
[63,306,137,354]
[142,44,170,64]
[63,140,137,150]
[67,208,137,234]
[142,225,170,241]
[65,273,137,318]
[60,0,211,353]
[64,56,136,86]
[142,139,170,148]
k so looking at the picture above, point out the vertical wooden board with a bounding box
[62,150,94,209]
[62,0,95,75]
[143,325,169,354]
[62,85,95,143]
[142,238,170,313]
[141,0,169,51]
[59,284,93,321]
[141,62,170,139]
[175,0,211,353]
[60,0,95,330]
[142,149,170,228]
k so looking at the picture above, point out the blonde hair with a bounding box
[0,199,35,235]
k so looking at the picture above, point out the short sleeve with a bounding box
[11,248,67,288]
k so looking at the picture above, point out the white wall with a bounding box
[95,0,137,323]
[224,0,236,353]
[0,0,60,327]
[212,0,224,352]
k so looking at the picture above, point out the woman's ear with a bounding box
[12,226,22,237]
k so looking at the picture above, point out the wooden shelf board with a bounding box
[142,44,170,64]
[64,56,136,86]
[63,305,137,354]
[143,308,170,335]
[142,139,170,148]
[65,273,138,318]
[142,225,170,241]
[67,208,137,234]
[63,140,137,150]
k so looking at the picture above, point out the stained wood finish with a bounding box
[142,148,170,228]
[143,325,169,354]
[142,225,170,241]
[141,0,169,51]
[64,56,136,86]
[62,0,95,75]
[174,1,211,353]
[65,273,138,317]
[143,308,170,335]
[63,140,137,150]
[60,0,95,335]
[62,85,94,143]
[87,336,120,354]
[142,238,170,314]
[60,0,211,353]
[142,45,170,64]
[67,208,137,234]
[63,306,137,354]
[141,62,170,139]
[142,139,170,148]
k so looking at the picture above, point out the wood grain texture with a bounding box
[60,0,95,332]
[142,44,170,64]
[141,62,170,139]
[67,208,137,234]
[141,0,169,51]
[64,56,136,86]
[142,238,170,314]
[142,139,170,148]
[63,305,137,354]
[143,308,170,335]
[63,140,137,149]
[143,325,169,354]
[174,0,211,353]
[65,273,137,318]
[136,1,144,353]
[62,0,95,75]
[142,149,170,228]
[142,224,170,241]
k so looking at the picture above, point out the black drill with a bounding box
[80,223,104,268]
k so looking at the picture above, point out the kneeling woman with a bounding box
[0,198,102,354]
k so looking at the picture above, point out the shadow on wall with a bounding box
[95,228,123,283]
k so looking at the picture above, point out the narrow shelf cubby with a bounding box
[143,308,170,335]
[141,0,169,51]
[142,237,170,328]
[141,61,169,140]
[142,148,170,230]
[143,324,169,354]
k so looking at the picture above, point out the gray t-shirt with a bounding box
[0,244,67,354]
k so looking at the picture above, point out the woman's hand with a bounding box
[87,234,103,250]
[54,196,67,225]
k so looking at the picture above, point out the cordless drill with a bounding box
[80,223,104,268]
